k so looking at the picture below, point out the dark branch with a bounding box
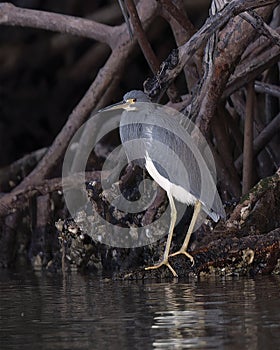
[0,2,114,46]
[144,0,278,98]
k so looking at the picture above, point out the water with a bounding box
[0,270,279,350]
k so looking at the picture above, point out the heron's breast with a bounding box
[145,152,197,205]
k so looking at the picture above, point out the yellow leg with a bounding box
[145,193,178,277]
[169,200,201,264]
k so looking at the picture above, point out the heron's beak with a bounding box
[98,99,135,112]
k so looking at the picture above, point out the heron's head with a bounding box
[123,90,150,103]
[99,90,150,112]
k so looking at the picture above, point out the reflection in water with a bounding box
[153,309,223,348]
[0,271,279,350]
[151,278,280,349]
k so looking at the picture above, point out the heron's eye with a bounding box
[126,98,137,104]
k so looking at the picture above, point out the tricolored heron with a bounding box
[102,90,225,277]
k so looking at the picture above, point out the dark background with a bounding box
[0,0,211,167]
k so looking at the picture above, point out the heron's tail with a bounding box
[202,203,225,222]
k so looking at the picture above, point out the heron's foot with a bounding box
[169,250,195,266]
[145,259,178,277]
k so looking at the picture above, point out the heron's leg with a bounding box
[169,200,201,264]
[145,193,178,277]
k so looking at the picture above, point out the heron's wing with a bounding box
[119,103,226,219]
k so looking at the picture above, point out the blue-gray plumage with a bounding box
[104,90,225,277]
